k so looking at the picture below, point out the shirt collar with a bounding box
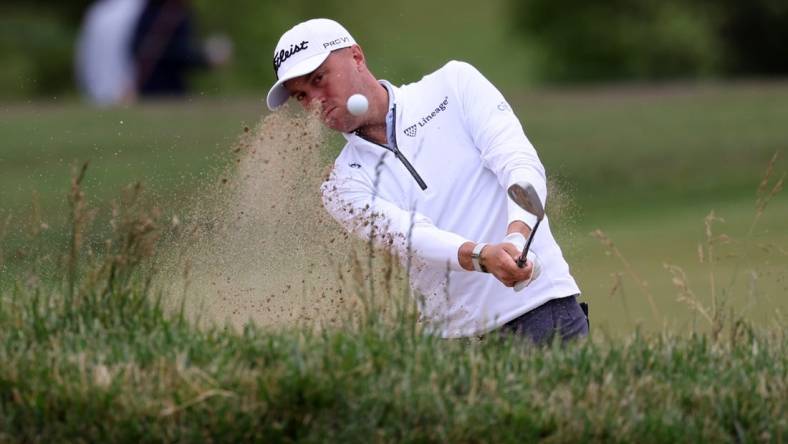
[380,80,397,148]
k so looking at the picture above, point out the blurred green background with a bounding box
[2,0,787,98]
[1,0,786,333]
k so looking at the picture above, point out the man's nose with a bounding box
[312,95,326,109]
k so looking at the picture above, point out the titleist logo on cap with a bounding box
[273,41,309,75]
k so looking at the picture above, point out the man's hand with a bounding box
[458,241,533,287]
[482,242,535,287]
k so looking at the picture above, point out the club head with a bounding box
[507,182,544,220]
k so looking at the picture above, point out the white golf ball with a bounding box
[346,94,368,116]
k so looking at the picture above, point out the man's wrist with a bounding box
[459,241,490,272]
[458,241,476,271]
[471,242,489,272]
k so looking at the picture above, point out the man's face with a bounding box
[284,48,364,133]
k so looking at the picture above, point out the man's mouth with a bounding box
[321,105,337,121]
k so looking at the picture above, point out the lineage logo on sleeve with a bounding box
[403,96,449,137]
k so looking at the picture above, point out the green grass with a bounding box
[4,82,786,333]
[0,99,261,211]
[513,82,788,331]
[0,242,785,442]
[1,85,787,440]
[3,83,785,217]
[2,304,785,442]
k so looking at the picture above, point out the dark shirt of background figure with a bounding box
[131,0,208,96]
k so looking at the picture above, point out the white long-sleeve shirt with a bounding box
[321,60,580,337]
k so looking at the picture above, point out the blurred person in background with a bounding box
[75,0,145,106]
[131,0,232,97]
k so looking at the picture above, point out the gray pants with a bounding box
[497,295,589,345]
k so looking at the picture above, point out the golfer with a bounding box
[266,18,588,343]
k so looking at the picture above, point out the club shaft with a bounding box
[516,219,541,268]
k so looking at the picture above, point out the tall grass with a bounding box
[590,151,786,336]
[0,167,785,442]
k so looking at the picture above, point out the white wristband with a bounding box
[503,232,526,251]
[471,242,488,273]
[514,250,542,292]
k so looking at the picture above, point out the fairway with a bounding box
[1,82,787,335]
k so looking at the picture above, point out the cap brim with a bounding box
[266,52,330,111]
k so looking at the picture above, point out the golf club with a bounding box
[507,181,544,271]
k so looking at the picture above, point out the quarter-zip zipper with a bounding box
[354,104,428,191]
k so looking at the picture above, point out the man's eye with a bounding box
[296,93,306,102]
[313,74,323,85]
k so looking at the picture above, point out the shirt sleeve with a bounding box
[321,166,470,272]
[451,61,546,230]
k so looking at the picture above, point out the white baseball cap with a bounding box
[266,18,356,111]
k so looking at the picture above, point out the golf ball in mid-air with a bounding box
[346,94,368,116]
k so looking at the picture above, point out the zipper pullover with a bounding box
[354,104,428,191]
[322,61,580,338]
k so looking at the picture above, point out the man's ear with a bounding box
[350,45,366,71]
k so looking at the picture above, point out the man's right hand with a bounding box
[459,241,534,287]
[480,242,535,287]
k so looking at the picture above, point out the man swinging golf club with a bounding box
[266,18,588,344]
